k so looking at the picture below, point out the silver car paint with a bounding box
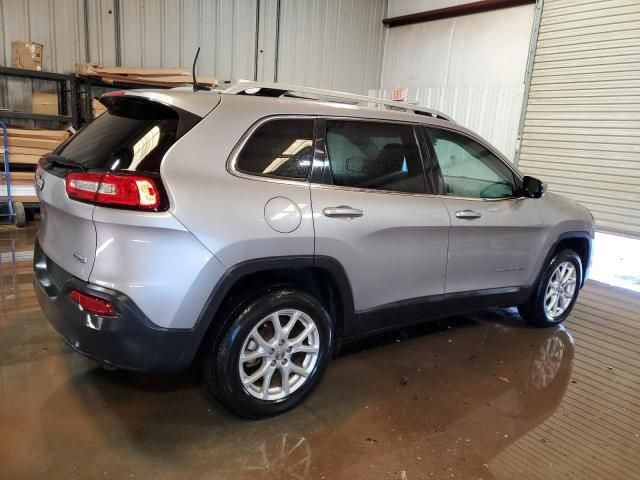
[311,185,450,311]
[36,168,97,281]
[441,197,545,293]
[528,192,595,283]
[89,207,226,329]
[161,98,317,268]
[131,92,594,320]
[36,89,595,333]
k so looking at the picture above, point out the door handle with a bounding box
[455,209,482,220]
[323,206,364,219]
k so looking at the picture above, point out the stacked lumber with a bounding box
[76,64,217,88]
[1,128,70,203]
[4,128,69,166]
[0,172,39,203]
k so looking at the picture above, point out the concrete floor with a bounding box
[1,225,639,480]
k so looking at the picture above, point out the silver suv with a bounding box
[33,83,594,418]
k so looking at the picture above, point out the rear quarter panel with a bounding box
[161,96,317,268]
[89,209,226,329]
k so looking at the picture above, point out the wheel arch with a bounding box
[189,255,356,363]
[541,231,592,288]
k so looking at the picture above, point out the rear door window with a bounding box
[325,120,428,194]
[235,118,314,181]
[47,96,199,176]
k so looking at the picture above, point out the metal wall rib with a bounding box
[517,0,640,237]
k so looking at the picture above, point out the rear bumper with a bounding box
[33,239,200,371]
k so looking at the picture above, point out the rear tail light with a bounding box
[66,172,164,210]
[69,289,115,316]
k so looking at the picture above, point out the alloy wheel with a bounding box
[544,261,577,320]
[239,309,320,401]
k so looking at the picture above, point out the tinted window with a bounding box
[53,96,197,174]
[326,121,427,194]
[236,119,314,180]
[427,128,517,199]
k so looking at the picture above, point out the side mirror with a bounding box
[522,176,544,198]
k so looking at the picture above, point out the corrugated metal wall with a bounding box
[1,0,386,93]
[0,0,86,73]
[372,85,525,160]
[277,0,386,94]
[517,0,640,237]
[118,0,258,83]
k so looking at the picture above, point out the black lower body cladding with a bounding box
[33,239,199,371]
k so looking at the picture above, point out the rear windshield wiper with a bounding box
[43,155,88,172]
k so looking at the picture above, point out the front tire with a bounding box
[519,249,582,327]
[202,288,334,419]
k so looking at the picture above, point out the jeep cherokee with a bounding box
[33,83,594,418]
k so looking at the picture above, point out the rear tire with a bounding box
[201,288,334,419]
[519,249,582,327]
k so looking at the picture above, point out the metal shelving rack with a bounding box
[0,66,80,128]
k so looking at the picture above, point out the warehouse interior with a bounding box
[1,0,639,479]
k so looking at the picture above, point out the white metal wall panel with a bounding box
[87,0,117,67]
[255,0,279,83]
[518,0,640,237]
[277,0,386,94]
[372,85,525,159]
[381,4,535,89]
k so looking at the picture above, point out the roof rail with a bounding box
[222,81,453,122]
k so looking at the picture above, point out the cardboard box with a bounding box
[32,93,59,115]
[12,41,43,71]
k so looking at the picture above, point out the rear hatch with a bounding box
[36,93,203,281]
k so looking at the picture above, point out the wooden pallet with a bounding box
[2,128,69,203]
[0,172,35,184]
[76,63,217,88]
[3,128,69,166]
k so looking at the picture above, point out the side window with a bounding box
[235,119,314,180]
[325,120,428,194]
[427,128,517,199]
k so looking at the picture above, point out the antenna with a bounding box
[192,47,208,92]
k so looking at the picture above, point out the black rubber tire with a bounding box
[201,288,334,419]
[518,249,582,327]
[13,201,26,228]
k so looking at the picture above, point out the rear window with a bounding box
[48,96,199,175]
[235,118,314,181]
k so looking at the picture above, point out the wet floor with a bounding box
[1,225,639,479]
